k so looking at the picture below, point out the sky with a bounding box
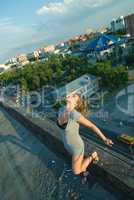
[0,0,134,63]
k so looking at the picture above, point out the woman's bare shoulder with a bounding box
[69,109,82,122]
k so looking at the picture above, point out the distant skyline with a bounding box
[0,0,134,63]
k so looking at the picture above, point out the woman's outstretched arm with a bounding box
[78,115,113,146]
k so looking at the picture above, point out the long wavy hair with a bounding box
[74,92,89,116]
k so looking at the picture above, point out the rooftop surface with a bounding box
[52,74,97,98]
[0,104,131,200]
[85,34,120,51]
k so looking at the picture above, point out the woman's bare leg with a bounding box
[81,151,99,172]
[72,154,84,174]
[72,152,99,174]
[81,156,93,172]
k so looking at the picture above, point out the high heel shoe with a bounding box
[89,151,99,164]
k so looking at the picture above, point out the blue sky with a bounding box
[0,0,134,63]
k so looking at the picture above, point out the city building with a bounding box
[52,74,100,101]
[4,57,18,67]
[97,27,109,34]
[86,34,120,53]
[81,34,127,62]
[33,50,40,60]
[16,54,29,66]
[0,64,11,74]
[125,13,134,36]
[9,57,18,64]
[54,42,71,56]
[111,16,126,32]
[39,51,48,60]
[55,42,69,50]
[27,52,36,62]
[69,34,88,43]
[44,45,55,53]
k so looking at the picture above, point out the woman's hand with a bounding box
[66,102,74,112]
[104,138,114,146]
[58,110,68,125]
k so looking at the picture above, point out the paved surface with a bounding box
[0,106,126,200]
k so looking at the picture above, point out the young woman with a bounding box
[57,91,113,175]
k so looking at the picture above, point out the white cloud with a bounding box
[1,0,133,63]
[37,0,113,16]
[37,2,66,15]
[35,0,116,43]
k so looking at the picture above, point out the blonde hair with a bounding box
[75,92,89,116]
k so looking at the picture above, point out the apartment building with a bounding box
[111,16,126,32]
[125,13,134,36]
[53,74,100,101]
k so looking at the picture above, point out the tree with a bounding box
[125,53,134,66]
[87,61,128,90]
[20,78,28,92]
[0,55,128,92]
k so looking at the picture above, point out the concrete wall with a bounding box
[0,102,133,199]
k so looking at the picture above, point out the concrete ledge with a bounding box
[0,102,134,199]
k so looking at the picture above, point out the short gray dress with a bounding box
[58,106,84,156]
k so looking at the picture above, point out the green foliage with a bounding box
[125,53,134,66]
[0,55,128,91]
[123,43,134,68]
[87,61,128,89]
[53,99,66,110]
[20,78,28,91]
